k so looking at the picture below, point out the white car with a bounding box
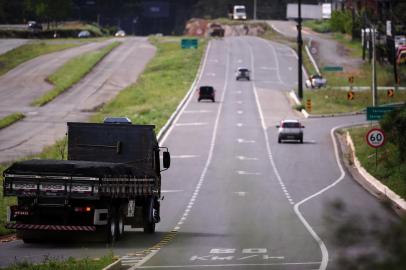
[276,120,305,143]
[305,74,327,88]
[78,30,91,38]
[115,30,126,37]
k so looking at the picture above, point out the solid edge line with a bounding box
[136,40,231,267]
[293,124,353,270]
[305,45,321,75]
[157,41,211,144]
[248,44,328,270]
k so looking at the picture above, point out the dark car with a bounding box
[209,23,225,37]
[236,67,250,81]
[27,21,42,31]
[197,86,215,102]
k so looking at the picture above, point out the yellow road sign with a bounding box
[347,91,354,100]
[387,89,394,97]
[306,99,312,112]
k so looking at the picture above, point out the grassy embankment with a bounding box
[0,113,25,129]
[347,125,406,200]
[31,41,121,106]
[0,42,79,77]
[0,36,206,269]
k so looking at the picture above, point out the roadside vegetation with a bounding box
[0,113,25,130]
[31,41,121,106]
[346,106,406,200]
[2,254,115,270]
[91,37,207,129]
[0,42,79,77]
[303,89,406,115]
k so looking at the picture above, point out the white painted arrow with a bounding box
[237,138,256,143]
[234,191,247,196]
[236,156,258,161]
[236,171,261,176]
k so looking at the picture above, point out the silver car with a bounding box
[276,120,304,143]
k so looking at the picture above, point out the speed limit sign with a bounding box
[366,128,385,148]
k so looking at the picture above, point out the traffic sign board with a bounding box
[387,89,394,97]
[322,66,343,72]
[181,39,198,49]
[366,128,385,148]
[366,106,395,121]
[347,91,354,100]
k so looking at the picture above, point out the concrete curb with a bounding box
[305,44,321,75]
[343,130,406,215]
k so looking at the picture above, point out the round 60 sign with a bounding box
[366,128,385,148]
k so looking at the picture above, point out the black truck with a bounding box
[3,118,170,243]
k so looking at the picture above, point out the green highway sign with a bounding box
[366,106,395,121]
[322,66,343,72]
[181,39,198,49]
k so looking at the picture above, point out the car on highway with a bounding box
[115,30,126,37]
[236,67,250,81]
[276,119,305,143]
[208,23,224,37]
[78,30,91,38]
[197,85,215,102]
[27,21,42,31]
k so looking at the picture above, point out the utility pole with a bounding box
[253,0,257,20]
[297,0,303,99]
[372,25,378,107]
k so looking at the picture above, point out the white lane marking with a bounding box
[236,156,258,161]
[288,67,293,71]
[184,110,213,114]
[236,101,243,104]
[128,251,158,270]
[210,59,219,63]
[236,171,261,176]
[237,110,244,114]
[159,41,212,145]
[236,123,244,127]
[136,41,231,267]
[27,111,38,116]
[237,59,243,63]
[207,72,216,77]
[237,138,256,143]
[249,44,328,270]
[293,124,351,270]
[161,190,184,193]
[260,66,277,70]
[171,155,200,159]
[137,261,321,268]
[175,122,208,127]
[236,90,242,94]
[234,191,247,196]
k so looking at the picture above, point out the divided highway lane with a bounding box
[137,37,320,270]
[0,37,155,163]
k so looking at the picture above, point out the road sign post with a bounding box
[306,99,311,112]
[366,128,385,170]
[348,76,354,101]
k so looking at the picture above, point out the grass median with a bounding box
[2,254,115,270]
[0,42,80,77]
[304,89,406,115]
[0,113,25,130]
[91,37,207,129]
[32,41,121,106]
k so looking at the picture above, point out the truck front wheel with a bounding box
[143,199,156,234]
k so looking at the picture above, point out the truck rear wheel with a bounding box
[115,208,125,240]
[105,208,117,243]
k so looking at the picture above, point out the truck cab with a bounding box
[233,5,247,20]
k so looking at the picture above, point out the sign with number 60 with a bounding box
[366,128,385,148]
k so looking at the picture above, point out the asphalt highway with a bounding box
[0,36,396,270]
